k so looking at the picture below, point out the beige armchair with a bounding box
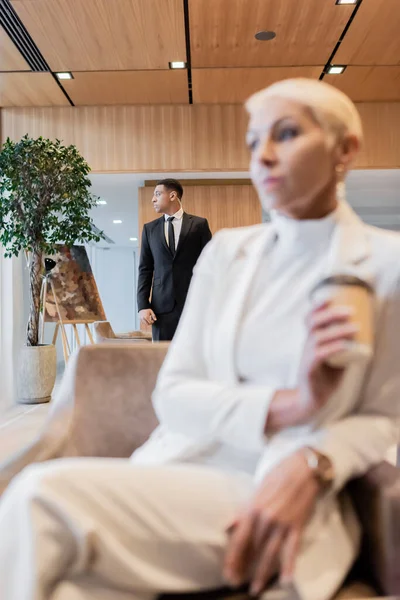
[93,320,152,343]
[0,344,399,600]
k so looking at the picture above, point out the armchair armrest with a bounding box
[348,461,400,596]
[116,331,152,340]
[93,321,151,343]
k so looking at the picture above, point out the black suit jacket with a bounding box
[137,213,212,315]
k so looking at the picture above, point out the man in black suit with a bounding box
[137,179,212,341]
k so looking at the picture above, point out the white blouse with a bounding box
[171,207,342,475]
[236,207,340,388]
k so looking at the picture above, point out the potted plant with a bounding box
[0,135,102,403]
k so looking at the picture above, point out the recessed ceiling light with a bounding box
[169,61,187,69]
[55,72,73,80]
[255,31,276,41]
[96,200,107,205]
[113,219,122,224]
[335,0,358,5]
[327,65,347,75]
[129,237,138,242]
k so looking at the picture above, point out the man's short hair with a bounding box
[157,178,183,200]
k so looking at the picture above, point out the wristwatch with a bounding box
[302,446,335,490]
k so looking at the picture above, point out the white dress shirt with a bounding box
[164,207,184,250]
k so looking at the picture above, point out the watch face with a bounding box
[303,447,335,487]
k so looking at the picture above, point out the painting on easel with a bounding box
[40,245,106,362]
[44,245,106,323]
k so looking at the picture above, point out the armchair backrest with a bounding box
[60,343,168,458]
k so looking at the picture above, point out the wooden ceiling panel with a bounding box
[0,73,69,107]
[10,0,186,71]
[189,0,353,68]
[63,71,188,105]
[192,67,323,104]
[0,26,30,71]
[335,0,400,66]
[325,67,400,102]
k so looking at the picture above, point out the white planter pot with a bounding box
[17,344,57,404]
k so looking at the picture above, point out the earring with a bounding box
[335,164,346,203]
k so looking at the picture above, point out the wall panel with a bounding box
[138,184,261,239]
[356,103,400,169]
[0,105,248,172]
[1,103,400,171]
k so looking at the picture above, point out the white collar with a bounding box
[269,201,344,254]
[164,207,184,221]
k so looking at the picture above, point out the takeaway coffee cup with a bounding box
[310,274,374,368]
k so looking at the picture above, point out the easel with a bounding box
[39,271,95,364]
[50,320,95,363]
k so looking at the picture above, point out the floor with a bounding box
[0,369,62,464]
[0,403,51,463]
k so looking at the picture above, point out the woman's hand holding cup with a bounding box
[265,301,359,434]
[296,301,359,422]
[266,275,373,433]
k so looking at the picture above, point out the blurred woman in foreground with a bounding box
[0,79,399,600]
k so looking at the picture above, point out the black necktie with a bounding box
[167,216,175,256]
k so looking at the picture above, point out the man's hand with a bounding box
[139,309,157,326]
[224,451,319,595]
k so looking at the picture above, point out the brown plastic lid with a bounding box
[311,274,373,297]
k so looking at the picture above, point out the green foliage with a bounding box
[0,135,104,346]
[0,135,103,256]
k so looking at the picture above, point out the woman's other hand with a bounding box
[224,450,319,595]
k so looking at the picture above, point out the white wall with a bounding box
[346,170,400,230]
[0,253,26,410]
[89,174,140,248]
[91,246,138,332]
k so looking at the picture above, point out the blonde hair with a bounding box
[245,78,363,145]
